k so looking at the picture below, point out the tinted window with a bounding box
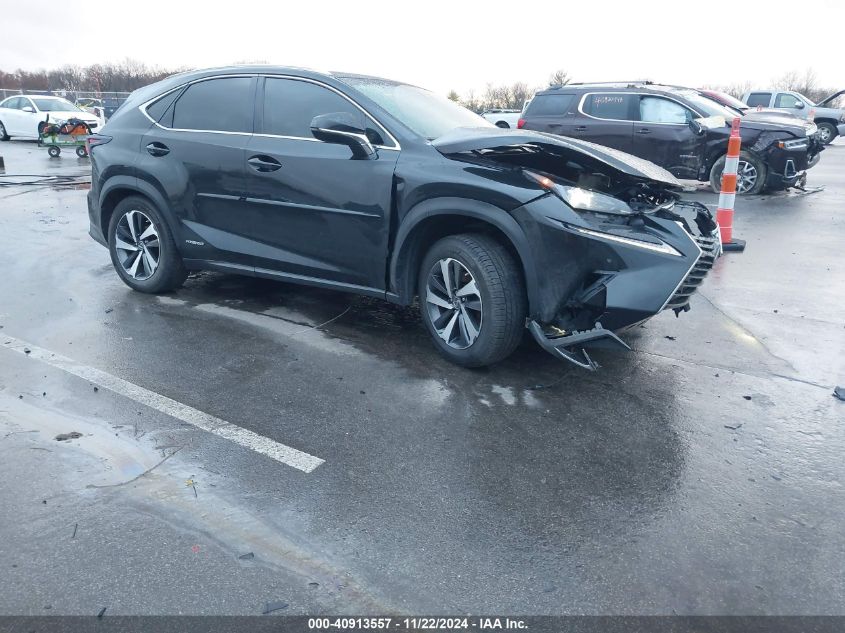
[745,92,771,107]
[775,93,802,108]
[524,94,575,117]
[639,96,690,124]
[172,77,253,133]
[584,93,633,120]
[146,89,182,126]
[263,78,361,137]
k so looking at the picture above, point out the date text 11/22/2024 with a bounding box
[307,617,528,630]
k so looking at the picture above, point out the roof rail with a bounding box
[565,80,654,87]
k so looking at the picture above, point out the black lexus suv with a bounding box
[87,66,720,370]
[519,82,821,195]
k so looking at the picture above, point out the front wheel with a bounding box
[47,146,60,158]
[816,122,837,145]
[418,233,526,367]
[108,196,187,293]
[709,151,767,195]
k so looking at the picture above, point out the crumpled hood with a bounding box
[432,127,683,189]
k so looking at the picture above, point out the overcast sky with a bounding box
[2,0,842,95]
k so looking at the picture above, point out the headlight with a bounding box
[526,172,634,215]
[777,138,809,150]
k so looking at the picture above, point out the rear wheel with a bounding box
[418,233,526,367]
[0,121,9,141]
[816,122,837,145]
[709,151,767,195]
[108,196,187,293]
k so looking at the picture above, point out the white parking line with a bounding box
[1,335,324,473]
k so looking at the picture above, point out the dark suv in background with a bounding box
[519,82,820,194]
[87,67,719,370]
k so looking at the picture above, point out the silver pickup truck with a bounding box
[742,89,845,144]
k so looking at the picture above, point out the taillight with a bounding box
[517,118,526,129]
[86,134,112,154]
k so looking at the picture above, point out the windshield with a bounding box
[32,98,82,112]
[675,90,736,120]
[337,76,491,140]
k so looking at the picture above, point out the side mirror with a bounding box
[688,118,705,135]
[794,101,805,109]
[310,112,376,160]
[22,106,34,113]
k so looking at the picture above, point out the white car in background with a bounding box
[0,95,102,140]
[480,108,522,128]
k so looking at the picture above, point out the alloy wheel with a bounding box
[425,257,483,350]
[736,160,758,193]
[114,209,160,280]
[818,126,832,143]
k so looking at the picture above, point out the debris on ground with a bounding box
[262,601,289,614]
[93,386,99,392]
[105,308,113,314]
[24,348,31,354]
[186,476,198,497]
[97,607,106,618]
[664,336,676,341]
[724,422,743,430]
[833,386,845,401]
[55,432,82,441]
[72,523,78,539]
[238,552,255,561]
[743,395,752,401]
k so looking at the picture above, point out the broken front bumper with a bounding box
[511,195,719,369]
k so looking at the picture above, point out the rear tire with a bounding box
[816,122,837,145]
[418,233,526,367]
[108,196,187,294]
[0,121,9,141]
[709,151,767,195]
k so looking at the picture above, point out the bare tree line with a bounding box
[453,68,841,112]
[0,59,189,94]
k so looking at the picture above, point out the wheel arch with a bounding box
[389,197,538,311]
[98,177,175,242]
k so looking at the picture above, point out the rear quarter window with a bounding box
[745,93,771,107]
[524,94,575,117]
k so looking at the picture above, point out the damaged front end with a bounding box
[435,129,721,370]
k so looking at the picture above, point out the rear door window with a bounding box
[172,77,254,133]
[583,93,634,120]
[775,93,802,108]
[523,94,575,117]
[745,92,771,107]
[261,77,390,146]
[639,96,691,124]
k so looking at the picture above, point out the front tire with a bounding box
[418,233,526,367]
[816,122,837,145]
[108,196,187,293]
[709,151,767,195]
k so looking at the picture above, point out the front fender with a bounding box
[389,196,540,314]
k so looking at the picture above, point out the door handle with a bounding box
[146,142,170,157]
[247,155,282,172]
[574,125,587,132]
[636,128,652,134]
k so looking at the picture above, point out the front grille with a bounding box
[664,234,719,312]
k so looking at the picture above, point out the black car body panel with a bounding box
[521,83,820,191]
[88,67,719,368]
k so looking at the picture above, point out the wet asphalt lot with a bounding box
[0,139,843,616]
